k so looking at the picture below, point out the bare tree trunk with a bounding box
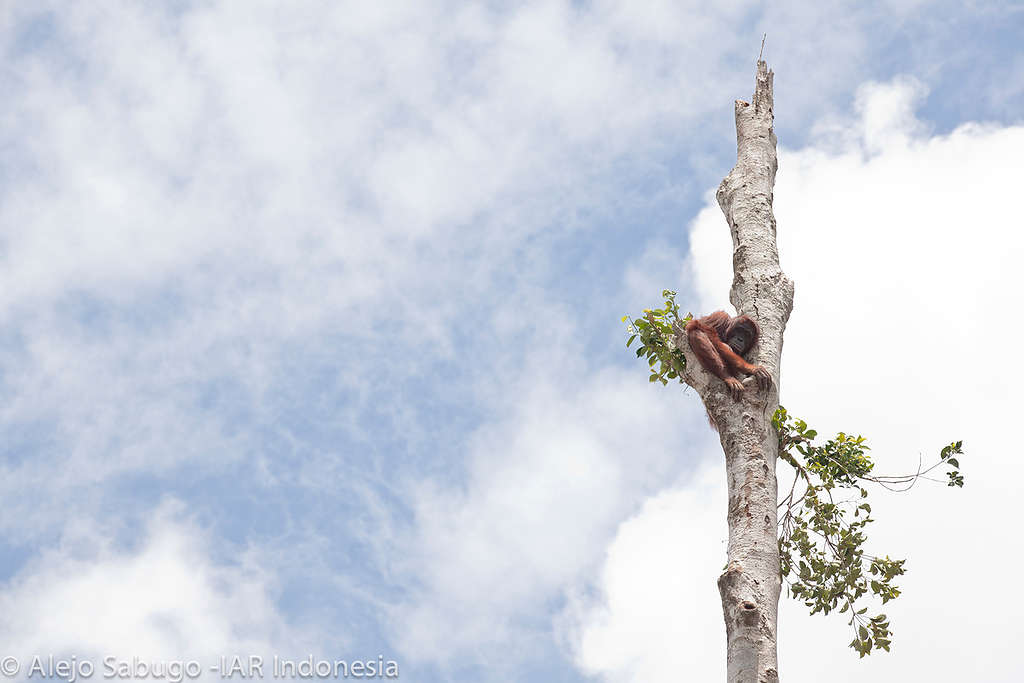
[674,61,794,682]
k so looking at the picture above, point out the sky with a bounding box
[1,1,1022,681]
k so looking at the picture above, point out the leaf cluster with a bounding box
[774,407,965,657]
[940,441,965,487]
[622,290,690,386]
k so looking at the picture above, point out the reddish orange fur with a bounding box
[684,311,770,400]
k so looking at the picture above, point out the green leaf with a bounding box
[626,334,637,347]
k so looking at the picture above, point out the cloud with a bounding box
[390,360,707,668]
[566,467,728,682]
[1,0,1002,538]
[0,504,298,665]
[570,79,1024,681]
[2,0,744,523]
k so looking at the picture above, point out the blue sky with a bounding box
[1,1,1023,681]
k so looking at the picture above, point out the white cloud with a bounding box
[391,361,708,665]
[570,79,1024,681]
[566,467,728,682]
[0,1,979,535]
[0,504,299,668]
[3,0,744,515]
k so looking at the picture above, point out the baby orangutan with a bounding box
[684,311,771,399]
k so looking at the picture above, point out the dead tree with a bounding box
[673,60,794,683]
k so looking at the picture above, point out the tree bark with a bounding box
[673,61,794,682]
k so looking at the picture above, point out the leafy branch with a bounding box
[774,407,965,657]
[622,289,690,386]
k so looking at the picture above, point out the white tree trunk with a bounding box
[674,61,794,682]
